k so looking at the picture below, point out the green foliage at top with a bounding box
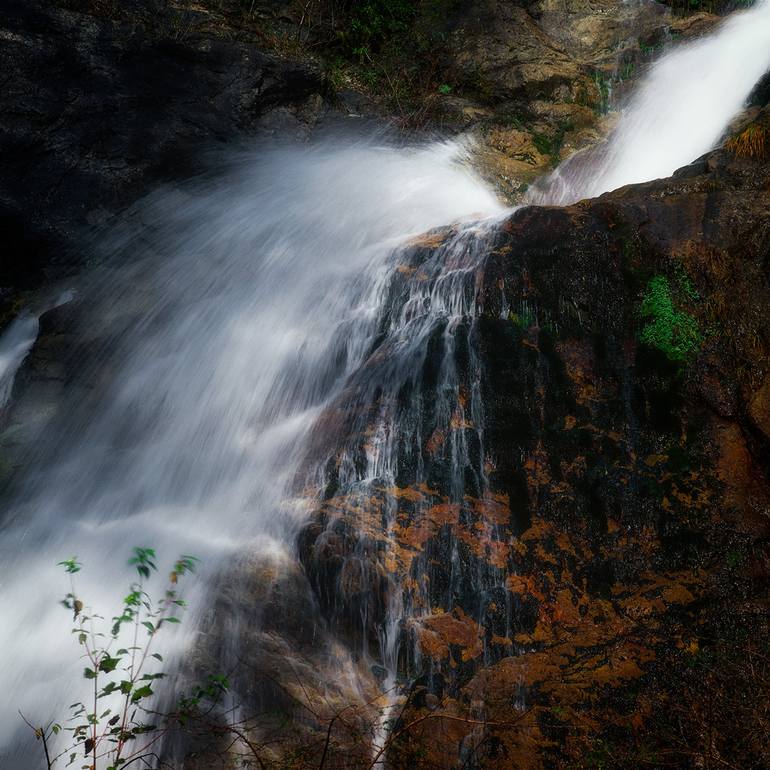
[341,0,416,58]
[638,274,701,364]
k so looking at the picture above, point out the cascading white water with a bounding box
[0,313,39,408]
[2,2,770,765]
[0,135,504,766]
[531,0,770,205]
[318,220,504,763]
[0,292,75,409]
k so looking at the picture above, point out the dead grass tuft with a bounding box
[726,123,768,160]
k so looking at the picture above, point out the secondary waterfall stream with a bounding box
[0,313,40,409]
[530,0,770,205]
[1,1,769,765]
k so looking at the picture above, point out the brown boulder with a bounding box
[749,375,770,441]
[531,0,670,69]
[449,0,598,105]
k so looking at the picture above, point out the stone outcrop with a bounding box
[434,0,672,195]
[0,0,329,326]
[299,110,770,767]
[440,0,725,197]
[531,0,669,69]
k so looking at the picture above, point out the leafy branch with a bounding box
[23,548,197,770]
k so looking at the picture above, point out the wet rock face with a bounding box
[445,0,670,104]
[0,0,328,324]
[439,0,694,199]
[299,133,770,767]
[531,0,670,67]
[179,551,384,770]
[449,1,591,104]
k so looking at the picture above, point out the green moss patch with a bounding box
[638,275,701,364]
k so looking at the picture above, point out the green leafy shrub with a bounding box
[531,121,575,165]
[593,72,612,114]
[23,548,205,770]
[638,275,701,364]
[532,132,555,158]
[509,308,537,329]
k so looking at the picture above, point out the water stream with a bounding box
[0,314,39,410]
[0,137,503,766]
[530,0,770,204]
[1,1,769,765]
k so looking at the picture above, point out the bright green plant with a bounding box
[638,275,701,364]
[23,548,199,770]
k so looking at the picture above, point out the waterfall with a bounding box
[0,293,75,409]
[0,313,39,409]
[530,0,770,205]
[1,0,770,765]
[302,220,505,763]
[0,136,503,765]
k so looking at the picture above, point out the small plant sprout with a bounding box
[23,547,198,770]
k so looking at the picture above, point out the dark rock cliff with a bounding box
[0,0,328,325]
[298,112,770,767]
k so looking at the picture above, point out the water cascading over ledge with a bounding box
[295,221,527,763]
[251,11,770,768]
[304,225,513,666]
[0,138,506,769]
[1,0,770,767]
[284,4,770,765]
[292,132,770,766]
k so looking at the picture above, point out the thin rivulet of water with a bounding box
[0,313,39,409]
